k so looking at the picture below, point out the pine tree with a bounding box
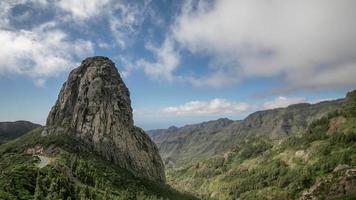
[34,171,44,200]
[103,188,110,200]
[75,185,81,200]
[46,178,58,200]
[78,187,86,200]
[84,185,90,199]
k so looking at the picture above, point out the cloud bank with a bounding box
[263,96,306,109]
[162,98,252,115]
[0,23,93,85]
[160,96,308,116]
[142,0,356,91]
[0,0,149,85]
[1,0,356,93]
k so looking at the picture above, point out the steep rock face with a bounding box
[43,56,165,183]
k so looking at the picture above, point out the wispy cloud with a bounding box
[0,0,150,86]
[263,96,307,109]
[137,38,180,81]
[56,0,112,20]
[2,0,355,93]
[57,0,149,48]
[160,96,309,116]
[162,98,253,115]
[0,22,93,84]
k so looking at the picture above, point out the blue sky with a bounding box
[0,0,355,130]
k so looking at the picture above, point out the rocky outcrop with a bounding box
[300,165,356,200]
[342,90,356,117]
[42,56,165,183]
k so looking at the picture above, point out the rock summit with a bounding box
[43,56,165,182]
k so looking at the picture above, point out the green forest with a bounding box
[0,129,196,200]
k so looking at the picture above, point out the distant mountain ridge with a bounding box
[148,118,233,145]
[0,121,41,144]
[148,99,344,165]
[165,90,356,199]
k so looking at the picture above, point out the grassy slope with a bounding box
[166,93,356,200]
[0,128,197,200]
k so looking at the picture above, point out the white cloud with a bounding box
[161,96,309,116]
[56,0,147,48]
[0,0,145,85]
[56,0,148,48]
[160,0,356,90]
[56,0,112,20]
[34,78,46,87]
[117,55,135,78]
[288,63,356,90]
[162,98,251,115]
[186,68,240,88]
[108,3,141,48]
[0,22,94,84]
[0,0,26,28]
[97,41,111,49]
[0,0,97,86]
[263,96,306,109]
[137,38,180,81]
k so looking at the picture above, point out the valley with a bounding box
[151,91,356,199]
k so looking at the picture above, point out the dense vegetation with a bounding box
[166,91,356,199]
[0,129,197,200]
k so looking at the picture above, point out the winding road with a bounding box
[36,155,50,168]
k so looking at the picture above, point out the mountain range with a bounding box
[164,90,356,199]
[148,99,343,166]
[0,121,40,145]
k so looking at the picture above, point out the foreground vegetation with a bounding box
[0,129,197,200]
[167,91,356,199]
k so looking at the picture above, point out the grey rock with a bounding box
[44,56,165,183]
[300,166,356,200]
[333,164,351,172]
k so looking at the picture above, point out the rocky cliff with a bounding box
[43,56,165,183]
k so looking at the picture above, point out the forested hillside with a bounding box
[165,91,356,199]
[149,99,343,166]
[0,128,197,200]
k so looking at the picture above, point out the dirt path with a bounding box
[36,155,50,168]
